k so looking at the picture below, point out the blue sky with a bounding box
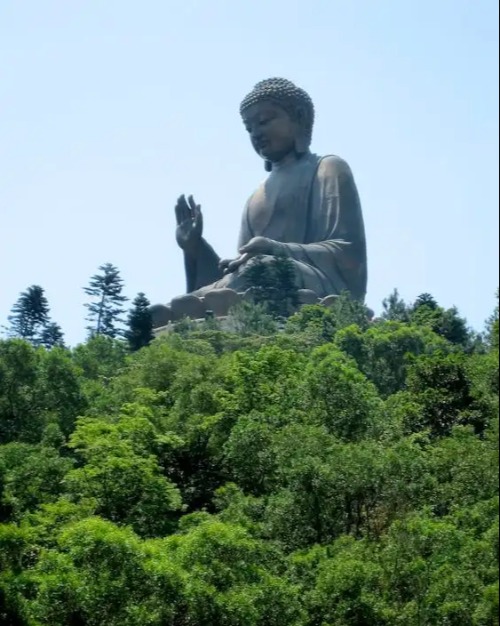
[1,0,498,345]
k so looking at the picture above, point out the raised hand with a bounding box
[175,194,203,253]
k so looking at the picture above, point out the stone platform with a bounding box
[151,288,347,335]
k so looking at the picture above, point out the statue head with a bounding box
[240,78,315,171]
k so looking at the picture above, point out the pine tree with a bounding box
[244,257,276,305]
[381,289,410,322]
[413,293,439,311]
[125,293,154,351]
[7,286,65,348]
[244,255,299,318]
[84,263,128,338]
[410,293,472,348]
[272,255,299,317]
[485,289,499,350]
[8,285,50,343]
[40,322,65,349]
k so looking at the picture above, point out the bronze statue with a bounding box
[152,78,367,326]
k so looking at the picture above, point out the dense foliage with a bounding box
[0,293,498,625]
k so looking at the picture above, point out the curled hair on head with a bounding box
[240,78,315,155]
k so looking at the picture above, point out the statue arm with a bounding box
[184,238,223,292]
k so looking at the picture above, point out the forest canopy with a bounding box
[0,289,498,626]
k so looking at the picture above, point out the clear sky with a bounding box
[1,0,498,345]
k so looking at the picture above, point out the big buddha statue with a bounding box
[152,78,367,326]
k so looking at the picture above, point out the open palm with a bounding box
[175,194,203,252]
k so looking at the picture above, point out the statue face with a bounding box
[242,101,299,163]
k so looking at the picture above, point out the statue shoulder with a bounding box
[316,154,354,179]
[245,176,268,207]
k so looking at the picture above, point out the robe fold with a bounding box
[186,152,367,301]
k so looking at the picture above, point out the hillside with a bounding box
[0,295,498,626]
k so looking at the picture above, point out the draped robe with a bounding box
[184,152,367,301]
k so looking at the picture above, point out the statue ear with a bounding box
[295,131,309,155]
[294,107,310,155]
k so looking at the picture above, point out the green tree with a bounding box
[125,292,154,351]
[306,544,389,625]
[40,322,65,349]
[0,443,73,520]
[7,285,50,344]
[0,340,41,443]
[244,255,299,318]
[406,352,491,436]
[285,304,338,344]
[72,334,128,381]
[379,510,498,625]
[413,292,438,309]
[485,289,499,350]
[0,341,85,444]
[161,518,305,626]
[228,345,306,417]
[84,263,128,338]
[35,347,86,437]
[272,254,300,316]
[381,288,410,322]
[223,417,279,496]
[306,345,381,441]
[284,295,372,347]
[227,301,277,337]
[66,413,182,537]
[325,291,372,332]
[411,292,472,348]
[335,321,449,397]
[21,517,183,626]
